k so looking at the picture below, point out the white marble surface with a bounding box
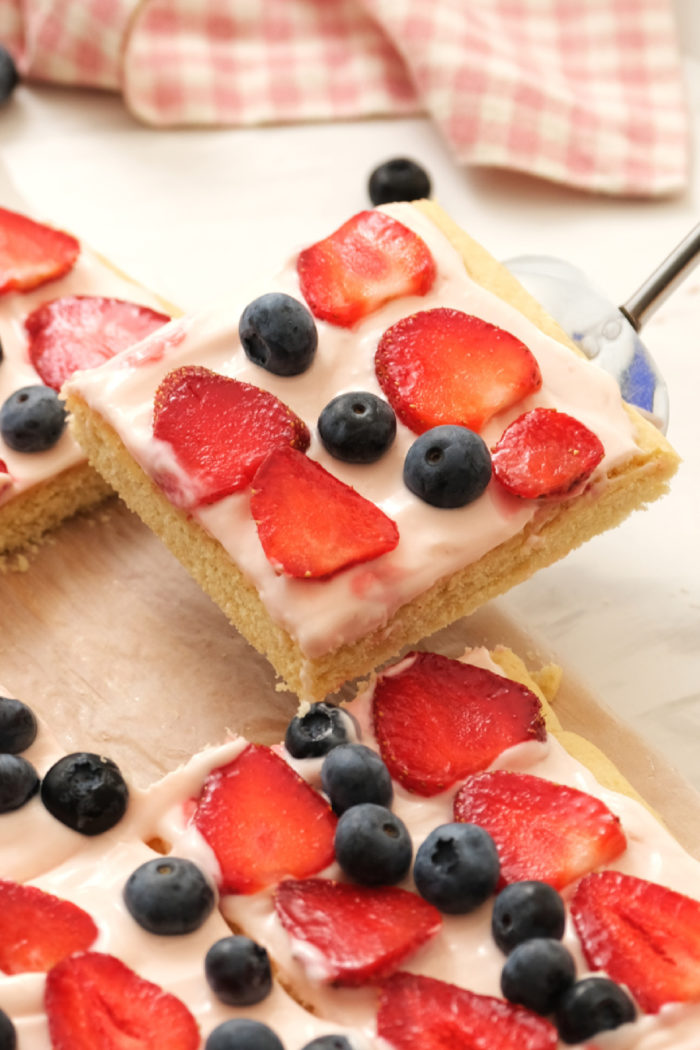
[1,0,699,791]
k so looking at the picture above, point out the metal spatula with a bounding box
[505,224,700,434]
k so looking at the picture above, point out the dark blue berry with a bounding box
[205,1018,284,1050]
[239,292,317,376]
[301,1039,352,1050]
[285,702,355,759]
[321,743,392,814]
[0,1008,16,1050]
[1,386,67,453]
[403,425,491,508]
[334,803,411,885]
[204,935,272,1006]
[492,881,566,954]
[0,696,37,753]
[501,938,576,1016]
[124,856,215,935]
[556,977,636,1044]
[368,158,431,205]
[413,823,499,914]
[40,752,128,835]
[0,47,19,105]
[0,753,39,813]
[318,392,396,464]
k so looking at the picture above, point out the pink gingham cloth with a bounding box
[0,0,690,197]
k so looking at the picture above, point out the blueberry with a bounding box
[285,702,355,759]
[205,1019,284,1050]
[318,392,396,464]
[239,292,317,376]
[0,47,19,105]
[335,803,411,885]
[0,753,39,813]
[124,856,215,935]
[40,752,128,835]
[413,823,499,914]
[0,696,37,753]
[0,1008,15,1050]
[205,935,272,1006]
[403,425,492,508]
[368,158,431,205]
[492,881,566,954]
[501,938,576,1016]
[321,743,393,815]
[556,977,636,1044]
[0,386,66,453]
[301,1039,352,1050]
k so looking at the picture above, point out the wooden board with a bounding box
[1,496,698,859]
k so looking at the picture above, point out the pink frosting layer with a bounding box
[65,204,640,663]
[3,654,700,1048]
[0,241,168,503]
[142,651,700,1050]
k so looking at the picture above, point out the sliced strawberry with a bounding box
[193,743,337,894]
[251,446,399,579]
[371,652,546,797]
[571,871,700,1013]
[0,880,97,973]
[453,770,626,889]
[274,878,441,986]
[492,407,605,499]
[375,308,542,434]
[378,972,558,1050]
[152,366,310,506]
[0,207,80,296]
[297,210,436,327]
[45,951,199,1050]
[26,295,170,391]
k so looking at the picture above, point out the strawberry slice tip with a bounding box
[27,295,171,391]
[377,972,558,1050]
[0,206,80,296]
[492,407,605,499]
[371,652,546,797]
[274,878,441,986]
[571,870,700,1013]
[45,951,199,1050]
[0,879,98,973]
[152,366,310,506]
[297,210,436,327]
[251,446,399,579]
[193,743,337,894]
[375,308,542,434]
[453,770,627,890]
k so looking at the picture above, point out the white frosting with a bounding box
[65,204,639,658]
[0,243,169,502]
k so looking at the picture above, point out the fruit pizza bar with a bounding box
[65,201,678,701]
[0,206,173,553]
[0,691,370,1050]
[119,647,700,1050]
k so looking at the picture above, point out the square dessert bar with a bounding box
[65,201,678,700]
[0,206,174,553]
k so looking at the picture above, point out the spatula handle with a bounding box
[620,223,700,331]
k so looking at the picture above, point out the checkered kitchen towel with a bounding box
[0,0,690,197]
